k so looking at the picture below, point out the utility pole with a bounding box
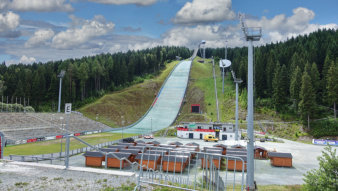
[57,70,65,113]
[240,14,261,191]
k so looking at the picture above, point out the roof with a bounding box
[163,155,188,162]
[185,142,199,146]
[197,153,222,160]
[226,150,247,155]
[145,150,166,155]
[128,146,148,150]
[119,149,141,155]
[135,154,161,161]
[227,148,247,152]
[213,144,227,148]
[99,148,119,153]
[107,152,132,159]
[169,151,191,156]
[117,143,135,146]
[169,141,183,146]
[203,147,222,151]
[148,141,160,145]
[159,144,177,148]
[135,140,145,144]
[108,145,127,149]
[227,155,247,162]
[268,152,293,158]
[205,150,223,155]
[151,147,173,152]
[254,146,267,151]
[231,144,246,149]
[83,151,104,157]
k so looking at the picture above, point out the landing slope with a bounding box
[121,60,192,134]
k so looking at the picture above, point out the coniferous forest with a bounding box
[207,29,337,137]
[0,46,191,111]
[0,29,337,137]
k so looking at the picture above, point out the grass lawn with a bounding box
[78,60,180,128]
[4,132,137,156]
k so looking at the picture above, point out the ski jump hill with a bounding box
[119,47,199,134]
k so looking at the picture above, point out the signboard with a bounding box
[65,103,72,114]
[0,132,4,159]
[312,139,338,146]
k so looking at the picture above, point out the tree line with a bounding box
[0,46,191,111]
[206,29,337,130]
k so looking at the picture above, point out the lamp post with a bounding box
[240,14,262,191]
[222,62,225,94]
[57,70,65,113]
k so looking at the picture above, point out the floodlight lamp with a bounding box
[200,40,206,45]
[58,70,66,78]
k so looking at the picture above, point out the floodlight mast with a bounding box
[240,13,261,191]
[57,70,65,113]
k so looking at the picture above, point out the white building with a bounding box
[176,122,239,141]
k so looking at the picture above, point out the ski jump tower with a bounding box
[240,13,262,191]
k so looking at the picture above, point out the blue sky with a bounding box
[0,0,337,64]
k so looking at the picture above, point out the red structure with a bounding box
[191,104,200,113]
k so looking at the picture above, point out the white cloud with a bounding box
[0,11,20,33]
[88,0,157,6]
[1,0,73,12]
[244,7,337,43]
[25,29,55,47]
[52,15,115,49]
[173,0,235,24]
[19,55,36,64]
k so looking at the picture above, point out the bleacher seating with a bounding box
[0,112,112,143]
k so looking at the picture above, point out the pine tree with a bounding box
[310,63,320,100]
[299,71,316,129]
[290,66,302,110]
[326,61,338,119]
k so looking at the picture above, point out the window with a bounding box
[223,127,226,131]
[209,127,212,130]
[185,126,187,128]
[198,126,201,129]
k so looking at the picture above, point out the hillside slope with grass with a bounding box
[175,58,320,142]
[78,61,179,127]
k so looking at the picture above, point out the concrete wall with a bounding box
[177,130,216,140]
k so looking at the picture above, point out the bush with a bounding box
[303,146,337,191]
[310,119,338,138]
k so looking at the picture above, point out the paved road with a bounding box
[118,60,192,134]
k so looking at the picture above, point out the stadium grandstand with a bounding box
[0,112,112,145]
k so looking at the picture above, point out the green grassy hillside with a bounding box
[78,61,179,127]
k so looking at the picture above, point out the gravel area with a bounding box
[0,160,137,191]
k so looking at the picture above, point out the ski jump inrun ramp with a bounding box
[116,49,198,134]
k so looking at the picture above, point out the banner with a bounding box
[312,139,338,146]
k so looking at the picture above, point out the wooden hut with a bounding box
[268,152,293,167]
[213,144,227,155]
[203,147,223,154]
[227,156,247,171]
[226,150,247,157]
[162,155,189,172]
[83,151,104,167]
[197,153,222,169]
[254,146,268,159]
[135,154,161,170]
[119,149,141,162]
[106,152,132,168]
